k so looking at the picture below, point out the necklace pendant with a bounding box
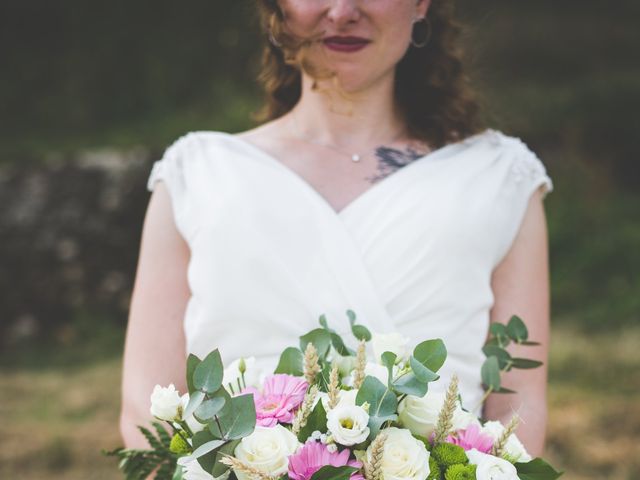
[351,153,361,162]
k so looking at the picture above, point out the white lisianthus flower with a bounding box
[233,425,300,480]
[482,421,532,463]
[466,448,520,480]
[366,427,430,480]
[150,384,183,421]
[327,404,370,446]
[222,356,264,393]
[397,391,479,438]
[179,393,206,434]
[371,332,410,363]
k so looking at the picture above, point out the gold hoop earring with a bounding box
[269,29,283,48]
[268,13,283,48]
[411,17,431,48]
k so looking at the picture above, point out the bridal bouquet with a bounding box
[107,311,562,480]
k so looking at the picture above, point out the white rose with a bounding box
[466,448,520,480]
[371,332,410,363]
[482,421,532,463]
[223,357,264,393]
[398,391,479,438]
[150,384,183,421]
[179,393,206,434]
[327,404,371,446]
[233,425,300,480]
[367,427,430,480]
[177,456,215,480]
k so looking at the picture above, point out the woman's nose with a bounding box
[326,0,362,26]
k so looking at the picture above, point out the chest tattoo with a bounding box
[365,145,429,184]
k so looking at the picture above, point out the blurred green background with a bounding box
[1,0,638,478]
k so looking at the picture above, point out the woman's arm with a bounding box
[119,182,191,448]
[484,186,551,457]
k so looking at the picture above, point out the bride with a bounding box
[120,0,552,459]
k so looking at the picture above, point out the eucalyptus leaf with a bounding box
[380,351,397,386]
[211,439,241,478]
[300,328,333,359]
[413,339,447,372]
[331,332,354,356]
[319,314,329,329]
[186,354,202,394]
[208,393,256,440]
[392,372,430,397]
[183,390,206,421]
[409,355,439,383]
[507,315,529,343]
[515,458,563,480]
[481,356,501,391]
[194,397,226,422]
[346,309,357,325]
[193,350,224,393]
[274,347,304,376]
[191,438,226,459]
[352,324,372,342]
[482,345,512,370]
[192,430,217,472]
[298,400,328,442]
[511,358,543,369]
[309,465,359,480]
[356,375,398,438]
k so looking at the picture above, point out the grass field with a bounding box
[2,325,639,479]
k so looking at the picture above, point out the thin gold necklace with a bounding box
[289,114,407,163]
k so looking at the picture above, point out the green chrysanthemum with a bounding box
[432,443,468,467]
[444,463,476,480]
[169,433,190,454]
[427,455,442,480]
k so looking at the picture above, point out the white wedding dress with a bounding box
[146,128,552,410]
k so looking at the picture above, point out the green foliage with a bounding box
[356,376,398,438]
[309,465,360,480]
[426,456,442,480]
[347,310,372,342]
[432,443,469,468]
[193,349,224,393]
[104,422,176,480]
[275,347,304,376]
[482,317,544,394]
[300,328,333,360]
[515,458,563,480]
[297,400,328,442]
[169,433,190,454]
[444,463,476,480]
[392,340,445,397]
[208,393,256,440]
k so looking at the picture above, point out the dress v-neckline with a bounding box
[218,129,491,219]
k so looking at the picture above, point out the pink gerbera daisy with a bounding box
[446,423,494,453]
[243,374,308,427]
[288,441,364,480]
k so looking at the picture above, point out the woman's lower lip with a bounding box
[323,41,369,53]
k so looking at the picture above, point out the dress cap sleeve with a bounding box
[146,132,199,242]
[492,130,554,265]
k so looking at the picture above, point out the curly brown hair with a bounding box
[254,0,486,149]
